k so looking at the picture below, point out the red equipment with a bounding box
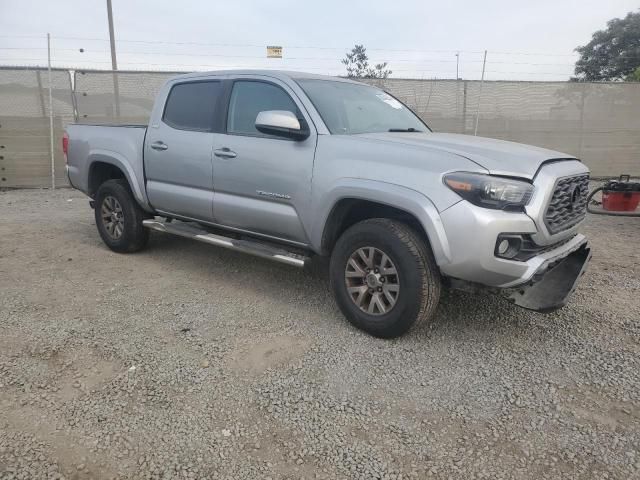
[587,175,640,216]
[601,175,640,212]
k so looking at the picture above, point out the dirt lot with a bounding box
[0,188,639,480]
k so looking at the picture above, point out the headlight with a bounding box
[443,172,534,211]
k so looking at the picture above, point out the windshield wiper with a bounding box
[388,127,423,132]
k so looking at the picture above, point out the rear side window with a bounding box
[227,81,300,136]
[163,81,221,131]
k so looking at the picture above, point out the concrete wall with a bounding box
[1,67,638,188]
[362,78,640,177]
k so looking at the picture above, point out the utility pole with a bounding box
[47,33,55,190]
[106,0,121,118]
[106,0,118,70]
[455,51,460,132]
[474,50,487,136]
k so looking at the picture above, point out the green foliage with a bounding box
[574,10,640,81]
[342,44,392,79]
[627,66,640,82]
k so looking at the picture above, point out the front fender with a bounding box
[310,178,454,265]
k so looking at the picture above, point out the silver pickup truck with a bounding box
[65,70,591,338]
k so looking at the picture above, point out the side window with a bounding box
[163,81,221,131]
[227,81,300,136]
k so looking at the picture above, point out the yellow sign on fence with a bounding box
[267,46,283,58]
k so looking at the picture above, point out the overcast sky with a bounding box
[1,0,638,80]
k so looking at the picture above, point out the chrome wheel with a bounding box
[101,195,124,239]
[344,246,400,315]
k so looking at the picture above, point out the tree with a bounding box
[574,10,640,81]
[627,66,640,82]
[342,44,392,79]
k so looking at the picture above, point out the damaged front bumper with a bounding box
[504,241,591,313]
[449,236,591,313]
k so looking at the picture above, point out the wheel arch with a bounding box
[314,180,452,265]
[86,151,152,212]
[88,161,126,196]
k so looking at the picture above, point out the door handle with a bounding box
[150,141,168,151]
[214,147,237,159]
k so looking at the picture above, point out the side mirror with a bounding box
[255,110,309,141]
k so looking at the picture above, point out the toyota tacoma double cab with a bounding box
[64,70,591,338]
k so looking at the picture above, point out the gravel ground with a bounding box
[0,188,639,480]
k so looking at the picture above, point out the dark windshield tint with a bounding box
[163,81,221,131]
[297,79,428,135]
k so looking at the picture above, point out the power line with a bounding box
[0,34,584,56]
[0,58,576,76]
[0,62,582,80]
[0,34,590,80]
[0,49,582,67]
[10,34,640,63]
[0,34,45,38]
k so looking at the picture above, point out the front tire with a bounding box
[94,179,149,253]
[329,218,441,338]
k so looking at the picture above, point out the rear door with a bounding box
[211,77,316,244]
[145,79,223,221]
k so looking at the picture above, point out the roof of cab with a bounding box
[167,69,365,84]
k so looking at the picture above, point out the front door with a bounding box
[145,79,223,221]
[211,78,316,244]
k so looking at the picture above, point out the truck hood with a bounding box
[358,132,576,179]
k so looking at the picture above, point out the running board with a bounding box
[142,219,308,268]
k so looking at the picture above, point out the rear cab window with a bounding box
[162,81,222,131]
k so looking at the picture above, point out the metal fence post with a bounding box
[35,70,47,117]
[462,80,468,134]
[107,0,121,119]
[47,33,55,190]
[425,79,435,114]
[69,70,79,122]
[474,50,487,136]
[578,82,586,160]
[455,78,460,131]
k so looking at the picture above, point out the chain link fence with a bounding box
[0,66,74,188]
[1,66,639,188]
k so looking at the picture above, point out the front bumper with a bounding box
[438,199,589,288]
[436,159,590,288]
[503,242,591,312]
[434,159,591,311]
[437,197,591,312]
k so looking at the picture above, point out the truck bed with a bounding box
[65,123,151,210]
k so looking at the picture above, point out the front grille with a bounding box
[544,174,589,234]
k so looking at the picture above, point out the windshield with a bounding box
[297,79,429,135]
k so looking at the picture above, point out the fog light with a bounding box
[495,235,523,260]
[498,239,510,255]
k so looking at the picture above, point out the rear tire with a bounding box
[94,179,149,253]
[329,218,441,338]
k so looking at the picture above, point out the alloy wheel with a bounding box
[101,195,125,240]
[344,246,400,315]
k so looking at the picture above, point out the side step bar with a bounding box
[142,219,309,268]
